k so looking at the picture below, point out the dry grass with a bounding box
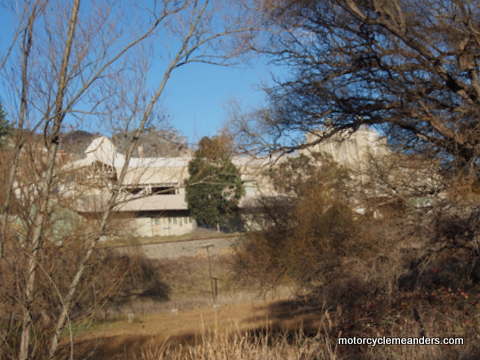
[70,245,480,360]
[109,253,291,316]
[72,288,480,360]
[136,329,337,360]
[73,301,292,358]
[77,302,267,341]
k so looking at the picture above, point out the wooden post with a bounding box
[202,244,216,304]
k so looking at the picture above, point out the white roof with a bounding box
[68,137,273,183]
[67,136,278,212]
[84,136,125,166]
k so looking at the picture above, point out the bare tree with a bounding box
[0,0,255,358]
[0,0,46,259]
[238,0,480,176]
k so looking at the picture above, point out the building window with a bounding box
[124,186,143,195]
[122,185,177,195]
[151,186,176,195]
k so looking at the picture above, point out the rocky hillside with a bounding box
[60,128,190,158]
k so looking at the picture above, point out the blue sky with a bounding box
[159,59,277,145]
[0,1,285,146]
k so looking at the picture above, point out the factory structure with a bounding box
[65,126,389,237]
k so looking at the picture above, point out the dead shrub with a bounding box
[0,230,169,360]
[232,153,398,297]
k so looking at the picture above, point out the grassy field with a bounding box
[68,252,479,360]
[72,294,478,360]
[73,301,289,359]
[77,302,266,341]
[70,253,297,359]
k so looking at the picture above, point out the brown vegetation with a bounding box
[3,1,480,359]
[0,241,170,359]
[243,0,480,177]
[233,153,387,292]
[0,0,256,358]
[231,149,480,359]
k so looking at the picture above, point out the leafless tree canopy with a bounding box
[245,0,480,175]
[0,1,256,359]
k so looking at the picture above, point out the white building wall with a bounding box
[131,215,197,237]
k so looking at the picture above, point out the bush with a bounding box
[0,238,169,360]
[233,153,387,293]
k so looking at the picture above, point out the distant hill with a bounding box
[61,130,99,155]
[61,128,190,158]
[1,128,190,160]
[112,128,191,157]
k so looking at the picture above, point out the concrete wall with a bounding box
[113,235,241,259]
[303,127,389,171]
[131,214,197,237]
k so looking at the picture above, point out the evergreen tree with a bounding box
[185,136,244,231]
[0,103,9,146]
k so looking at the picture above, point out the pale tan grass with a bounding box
[137,328,338,360]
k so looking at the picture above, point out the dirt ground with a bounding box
[72,301,278,359]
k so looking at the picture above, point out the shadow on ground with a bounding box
[71,253,480,360]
